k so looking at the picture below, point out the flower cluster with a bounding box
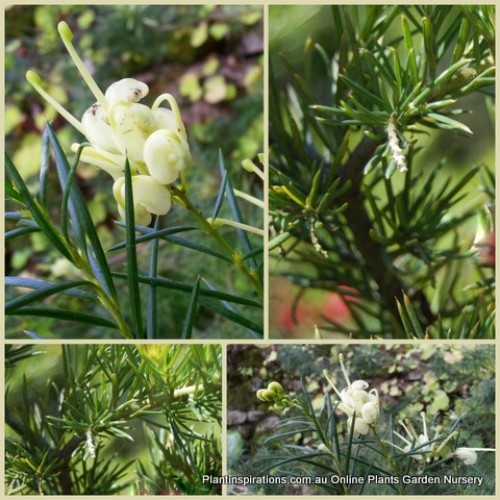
[26,21,190,226]
[256,381,299,413]
[323,353,379,436]
[391,412,496,467]
[393,412,443,464]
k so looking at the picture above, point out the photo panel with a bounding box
[268,5,495,339]
[4,343,222,495]
[5,5,264,340]
[227,343,495,496]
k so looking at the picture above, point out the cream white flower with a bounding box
[113,176,172,226]
[324,353,379,436]
[393,413,434,463]
[454,447,495,466]
[26,21,190,224]
[454,448,477,465]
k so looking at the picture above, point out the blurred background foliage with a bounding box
[5,343,222,495]
[227,343,495,495]
[268,5,494,339]
[5,5,263,338]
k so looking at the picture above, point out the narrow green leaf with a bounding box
[108,225,199,251]
[433,58,473,88]
[218,150,260,280]
[46,125,118,300]
[305,167,323,208]
[112,272,262,308]
[424,112,473,137]
[423,17,437,79]
[390,47,402,91]
[38,127,50,208]
[401,16,418,83]
[338,75,385,108]
[5,226,39,241]
[61,144,85,243]
[5,276,96,300]
[198,296,262,336]
[243,245,264,261]
[300,380,328,446]
[5,153,75,262]
[111,224,231,262]
[147,234,232,262]
[403,293,424,338]
[451,17,471,64]
[146,216,161,339]
[9,307,118,330]
[181,276,201,339]
[211,169,228,220]
[124,158,143,338]
[6,180,24,203]
[396,298,417,338]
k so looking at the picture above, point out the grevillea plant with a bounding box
[5,14,263,339]
[254,354,495,495]
[269,5,494,339]
[228,344,495,496]
[5,344,222,495]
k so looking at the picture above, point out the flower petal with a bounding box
[109,101,158,163]
[113,175,172,226]
[144,129,191,185]
[105,78,149,104]
[81,103,120,153]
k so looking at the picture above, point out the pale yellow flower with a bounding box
[324,353,379,436]
[26,21,190,224]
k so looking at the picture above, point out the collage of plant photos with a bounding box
[3,4,496,498]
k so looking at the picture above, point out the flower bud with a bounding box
[144,129,191,185]
[348,417,370,436]
[105,78,149,104]
[113,175,172,226]
[351,380,369,390]
[361,401,379,424]
[256,388,274,403]
[268,382,284,396]
[454,448,478,465]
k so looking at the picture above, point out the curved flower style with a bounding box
[26,21,190,226]
[323,353,379,436]
[393,413,437,463]
[385,412,495,468]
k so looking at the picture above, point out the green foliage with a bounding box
[5,344,222,495]
[5,5,263,339]
[269,5,494,339]
[228,344,495,495]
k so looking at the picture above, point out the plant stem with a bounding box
[73,254,133,338]
[337,137,406,336]
[371,427,405,495]
[169,185,263,299]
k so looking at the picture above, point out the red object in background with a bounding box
[475,232,495,267]
[320,291,352,323]
[273,288,355,334]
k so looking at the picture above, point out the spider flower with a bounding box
[323,353,379,436]
[392,412,460,465]
[26,21,190,225]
